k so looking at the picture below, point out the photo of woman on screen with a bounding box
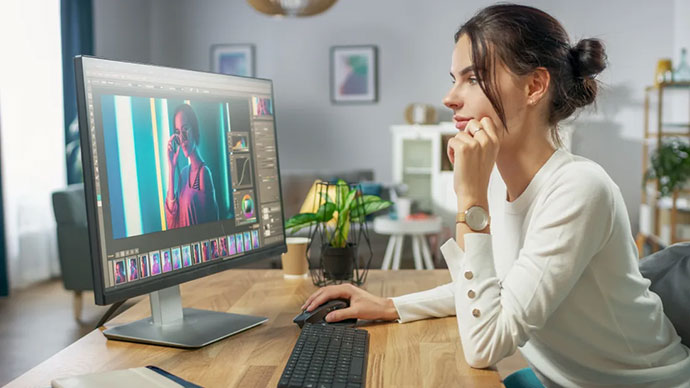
[165,104,220,229]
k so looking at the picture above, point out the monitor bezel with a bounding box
[74,56,287,306]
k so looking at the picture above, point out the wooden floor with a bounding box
[0,279,140,386]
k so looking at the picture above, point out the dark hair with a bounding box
[455,3,607,145]
[173,104,200,144]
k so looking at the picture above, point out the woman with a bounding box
[114,261,126,284]
[165,104,219,229]
[301,4,690,387]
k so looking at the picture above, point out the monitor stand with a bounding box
[102,285,267,348]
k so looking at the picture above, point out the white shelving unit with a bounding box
[391,123,458,225]
[390,122,576,229]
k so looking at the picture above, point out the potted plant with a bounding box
[285,180,392,281]
[644,139,690,197]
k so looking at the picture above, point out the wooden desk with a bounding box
[7,270,502,388]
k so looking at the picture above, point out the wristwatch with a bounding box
[456,206,490,231]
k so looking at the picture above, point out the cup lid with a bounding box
[286,237,310,244]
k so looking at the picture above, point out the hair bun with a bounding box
[569,38,607,79]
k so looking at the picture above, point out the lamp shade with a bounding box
[247,0,337,17]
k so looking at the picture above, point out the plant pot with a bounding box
[322,244,356,280]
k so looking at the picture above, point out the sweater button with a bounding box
[472,309,481,318]
[464,271,474,280]
[467,290,476,299]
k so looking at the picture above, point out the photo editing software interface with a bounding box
[80,58,284,289]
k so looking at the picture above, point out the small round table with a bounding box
[373,215,442,270]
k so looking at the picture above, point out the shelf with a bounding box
[645,82,690,91]
[644,131,690,139]
[403,167,432,175]
[638,233,668,249]
[657,197,690,211]
[643,181,690,195]
[661,123,690,128]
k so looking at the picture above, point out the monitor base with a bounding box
[102,285,266,348]
[103,308,267,349]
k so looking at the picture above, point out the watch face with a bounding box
[466,206,489,231]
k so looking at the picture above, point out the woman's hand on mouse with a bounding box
[446,117,501,208]
[300,284,399,322]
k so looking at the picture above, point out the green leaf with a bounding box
[350,195,390,222]
[333,188,358,246]
[350,200,393,219]
[350,195,383,208]
[284,213,317,233]
[340,188,358,217]
[338,218,350,248]
[645,138,690,197]
[336,179,348,210]
[315,202,336,222]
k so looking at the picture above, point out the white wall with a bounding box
[0,0,66,287]
[94,0,152,63]
[95,0,681,234]
[674,0,690,63]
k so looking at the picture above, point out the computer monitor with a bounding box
[74,56,286,348]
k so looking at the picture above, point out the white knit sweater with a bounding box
[391,149,690,387]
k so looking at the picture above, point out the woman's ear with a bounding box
[526,67,550,106]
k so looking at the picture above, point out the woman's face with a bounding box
[443,34,530,151]
[174,111,196,158]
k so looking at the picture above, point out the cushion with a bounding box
[639,243,690,347]
[51,184,87,226]
[503,368,544,388]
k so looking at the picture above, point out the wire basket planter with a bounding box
[306,181,372,286]
[284,179,392,287]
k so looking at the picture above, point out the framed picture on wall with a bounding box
[330,45,378,104]
[211,44,255,77]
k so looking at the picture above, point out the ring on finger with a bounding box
[471,126,484,136]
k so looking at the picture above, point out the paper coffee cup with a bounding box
[281,237,310,278]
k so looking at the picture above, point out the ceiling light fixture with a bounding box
[247,0,338,17]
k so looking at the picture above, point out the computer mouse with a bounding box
[293,298,358,328]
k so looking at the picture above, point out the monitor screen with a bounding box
[75,57,286,305]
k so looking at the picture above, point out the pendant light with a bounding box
[246,0,337,17]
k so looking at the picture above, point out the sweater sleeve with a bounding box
[390,236,469,323]
[390,283,455,323]
[449,168,615,368]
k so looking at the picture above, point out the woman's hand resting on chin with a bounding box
[447,117,502,209]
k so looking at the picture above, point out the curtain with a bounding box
[0,104,6,297]
[62,0,93,184]
[0,0,68,289]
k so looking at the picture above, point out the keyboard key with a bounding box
[350,357,364,376]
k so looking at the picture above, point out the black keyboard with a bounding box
[278,323,369,388]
